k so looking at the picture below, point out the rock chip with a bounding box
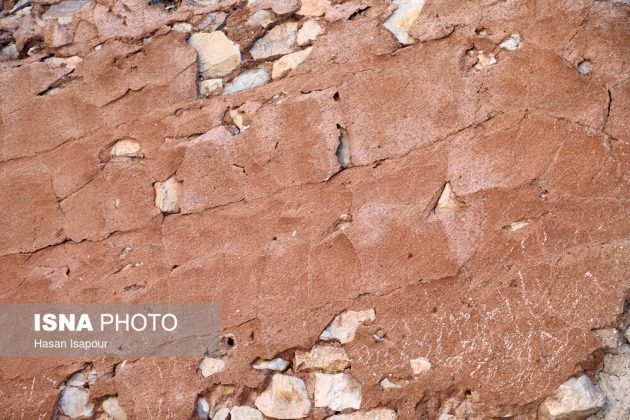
[294,344,350,372]
[198,357,225,378]
[252,357,290,371]
[297,20,323,46]
[297,0,330,17]
[199,12,228,32]
[58,387,94,419]
[196,396,210,419]
[111,139,142,158]
[314,372,362,411]
[434,183,458,214]
[154,176,182,214]
[327,408,398,419]
[320,308,375,343]
[44,55,83,70]
[247,10,276,28]
[173,22,193,33]
[250,22,298,59]
[188,31,241,79]
[214,407,231,420]
[592,347,630,419]
[224,69,270,95]
[231,406,264,420]
[199,79,223,97]
[474,51,497,69]
[383,0,426,45]
[410,357,431,375]
[593,328,621,352]
[254,374,311,419]
[379,378,408,389]
[509,221,529,231]
[538,375,605,419]
[102,396,127,420]
[272,47,313,79]
[499,33,521,51]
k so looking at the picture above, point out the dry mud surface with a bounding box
[1,0,629,418]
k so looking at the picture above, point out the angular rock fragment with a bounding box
[434,183,459,214]
[297,20,323,46]
[231,406,264,420]
[199,357,225,377]
[473,51,497,69]
[297,0,330,17]
[320,308,375,343]
[335,125,352,170]
[44,55,83,70]
[154,176,182,214]
[173,22,193,33]
[272,47,313,79]
[410,357,431,375]
[294,344,350,372]
[188,31,241,79]
[383,0,426,45]
[214,407,231,420]
[327,408,398,419]
[314,372,362,411]
[227,108,251,132]
[538,375,605,419]
[252,357,290,371]
[42,0,90,24]
[250,22,298,59]
[196,396,210,419]
[111,139,142,158]
[577,59,592,75]
[58,387,94,419]
[199,12,228,32]
[509,220,529,231]
[593,328,621,352]
[102,396,127,420]
[499,33,521,51]
[224,69,270,95]
[200,79,223,97]
[254,374,311,419]
[247,10,276,28]
[593,347,630,419]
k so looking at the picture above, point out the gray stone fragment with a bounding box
[224,69,270,95]
[250,22,298,59]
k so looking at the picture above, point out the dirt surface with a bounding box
[0,0,629,418]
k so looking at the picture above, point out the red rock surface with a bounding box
[0,0,629,418]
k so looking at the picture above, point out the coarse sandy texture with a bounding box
[0,0,629,418]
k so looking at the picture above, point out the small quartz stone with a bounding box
[111,139,141,158]
[200,79,223,97]
[320,308,376,343]
[499,33,521,51]
[383,0,426,45]
[188,31,241,79]
[314,372,362,411]
[255,374,311,419]
[272,47,313,79]
[294,344,350,372]
[435,183,458,214]
[410,357,431,375]
[58,387,94,419]
[252,357,290,371]
[231,406,264,420]
[102,397,127,420]
[224,69,270,95]
[172,22,193,33]
[198,357,225,377]
[247,10,276,28]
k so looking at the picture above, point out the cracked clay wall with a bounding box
[0,0,629,418]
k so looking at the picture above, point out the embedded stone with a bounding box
[231,406,264,420]
[58,387,94,419]
[252,357,290,371]
[320,309,375,343]
[327,408,398,420]
[199,12,227,32]
[250,22,298,59]
[272,47,313,79]
[200,79,223,97]
[154,176,182,214]
[254,374,311,419]
[434,183,458,214]
[188,31,241,79]
[509,221,529,231]
[247,10,276,28]
[379,378,408,389]
[294,344,350,372]
[297,20,323,46]
[44,55,83,70]
[538,375,605,419]
[102,397,127,420]
[196,397,210,419]
[214,407,231,420]
[410,357,431,375]
[224,69,270,95]
[314,372,362,411]
[474,51,497,69]
[173,22,193,33]
[593,328,621,351]
[383,0,426,45]
[111,139,142,158]
[198,357,225,377]
[499,33,521,51]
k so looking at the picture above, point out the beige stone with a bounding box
[111,139,141,158]
[231,406,264,420]
[410,357,431,375]
[250,23,298,59]
[188,31,241,78]
[272,47,313,79]
[297,20,323,46]
[102,397,127,420]
[154,176,182,214]
[435,182,458,214]
[252,357,290,371]
[538,375,605,419]
[327,408,398,420]
[198,357,225,378]
[297,0,330,17]
[294,344,350,372]
[199,79,223,97]
[383,0,426,45]
[314,372,362,411]
[247,10,276,28]
[320,308,375,343]
[255,374,311,419]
